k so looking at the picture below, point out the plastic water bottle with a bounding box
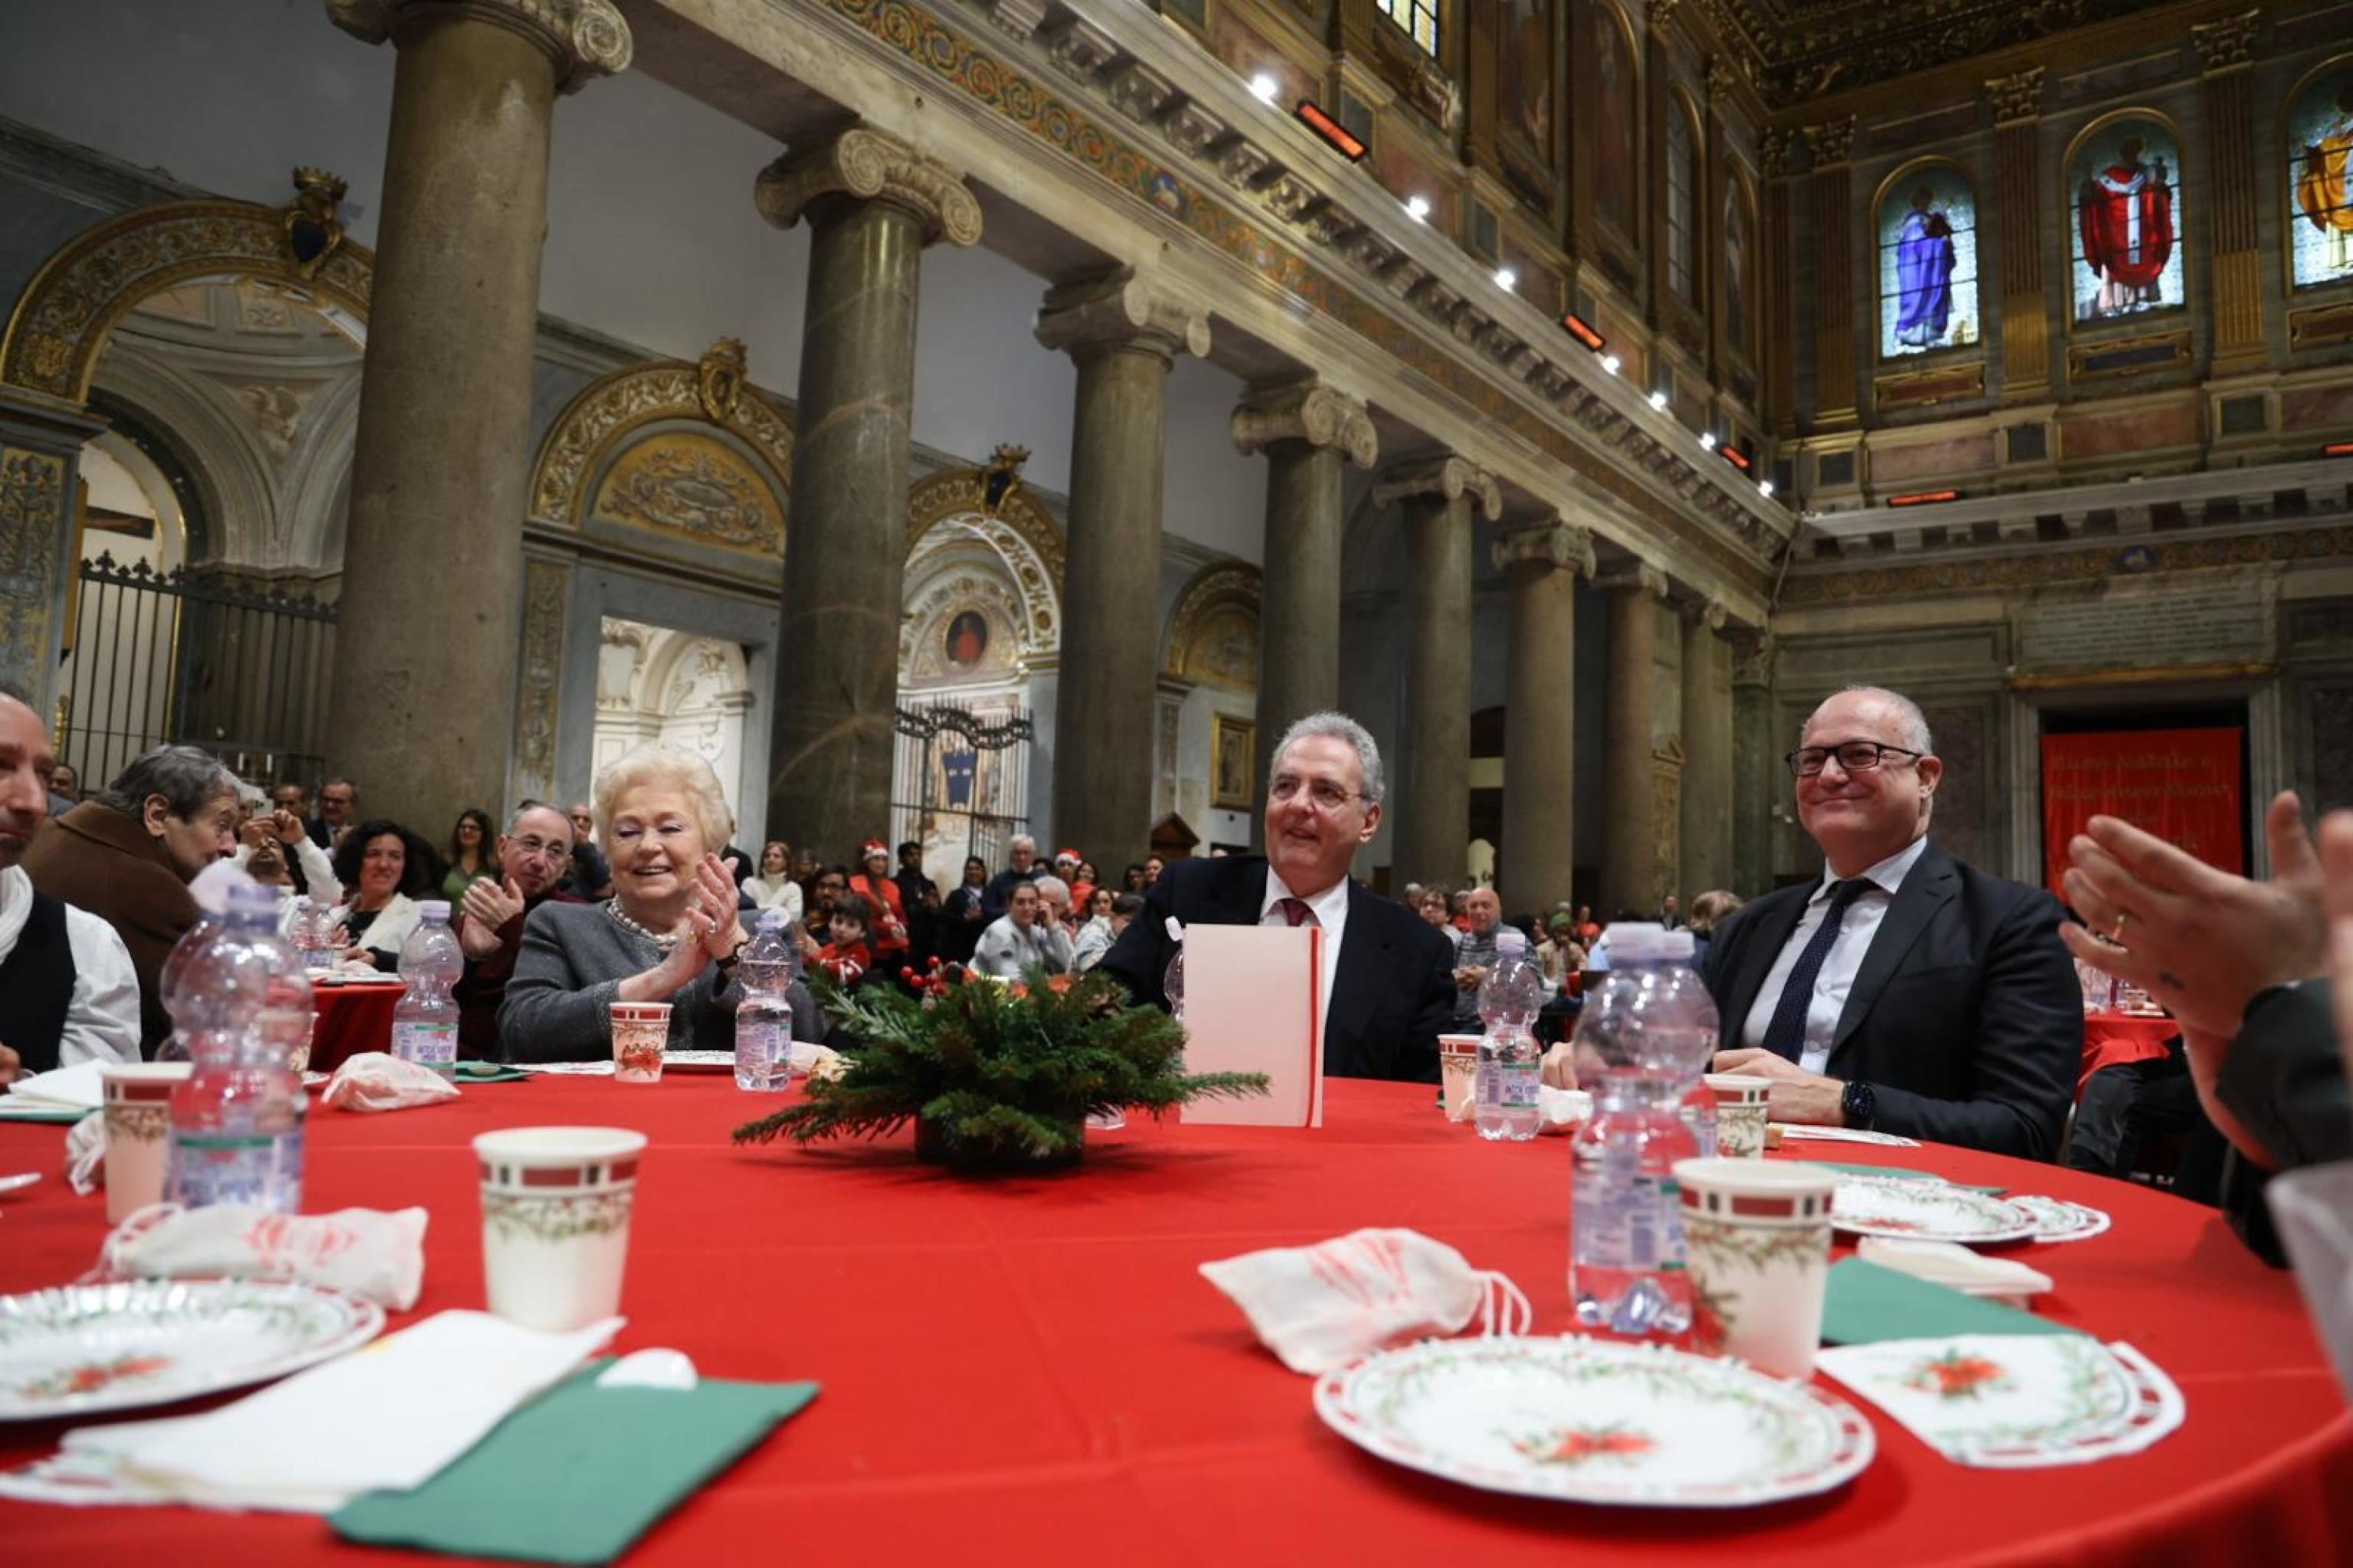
[1474,930,1543,1141]
[165,882,313,1213]
[1567,922,1720,1337]
[391,901,463,1079]
[289,897,335,971]
[155,909,224,1064]
[1664,929,1723,1157]
[735,909,796,1092]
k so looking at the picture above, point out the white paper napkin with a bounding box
[1536,1085,1591,1136]
[1,1310,620,1511]
[1776,1124,1924,1148]
[1855,1237,2054,1304]
[3,1060,106,1110]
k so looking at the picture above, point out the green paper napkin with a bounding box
[1809,1161,2007,1193]
[454,1062,532,1082]
[1821,1258,2084,1346]
[0,1105,92,1124]
[331,1363,819,1565]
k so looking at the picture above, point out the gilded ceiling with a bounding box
[1700,0,2169,106]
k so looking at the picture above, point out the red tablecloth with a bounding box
[307,982,404,1073]
[2080,1011,2179,1097]
[2,1079,2347,1566]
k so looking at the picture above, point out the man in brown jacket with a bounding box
[23,745,241,1056]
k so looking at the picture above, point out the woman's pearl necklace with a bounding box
[605,899,682,951]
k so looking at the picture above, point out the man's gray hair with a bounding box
[97,745,241,820]
[1270,711,1386,806]
[1802,686,1934,755]
[506,800,574,840]
[1009,833,1036,851]
[1030,873,1069,902]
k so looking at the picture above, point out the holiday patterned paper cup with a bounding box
[475,1125,648,1332]
[1705,1072,1775,1158]
[610,1001,671,1083]
[1438,1034,1481,1121]
[1675,1157,1836,1380]
[100,1063,191,1223]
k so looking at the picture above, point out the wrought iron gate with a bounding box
[889,696,1033,875]
[58,552,339,790]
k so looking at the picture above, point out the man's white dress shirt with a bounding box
[0,865,140,1069]
[1739,836,1932,1075]
[1258,867,1350,1034]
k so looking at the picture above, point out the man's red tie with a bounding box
[1277,897,1315,927]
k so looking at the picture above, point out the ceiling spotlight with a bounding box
[1648,390,1668,411]
[1494,267,1517,290]
[1699,431,1718,450]
[1759,479,1776,497]
[1599,353,1621,375]
[1405,195,1431,223]
[1249,72,1279,103]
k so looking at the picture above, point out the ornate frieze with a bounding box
[325,0,631,91]
[509,555,571,804]
[0,447,65,696]
[1491,518,1598,578]
[1373,457,1504,521]
[754,126,984,247]
[1033,268,1211,363]
[1985,67,2046,126]
[2191,8,2260,74]
[1230,379,1379,467]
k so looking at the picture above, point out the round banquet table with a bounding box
[1,1078,2348,1566]
[2080,1011,2181,1098]
[307,980,404,1073]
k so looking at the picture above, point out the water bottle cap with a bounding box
[223,882,280,918]
[417,900,451,922]
[756,908,785,930]
[1605,921,1673,963]
[1494,929,1527,955]
[1658,928,1697,961]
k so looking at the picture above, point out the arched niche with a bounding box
[529,339,793,564]
[1160,561,1262,691]
[903,460,1065,667]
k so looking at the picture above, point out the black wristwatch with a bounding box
[1840,1079,1877,1131]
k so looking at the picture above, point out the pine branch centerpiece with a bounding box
[731,963,1270,1170]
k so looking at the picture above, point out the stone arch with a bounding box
[528,342,794,555]
[1160,561,1262,692]
[905,464,1065,656]
[2,198,374,405]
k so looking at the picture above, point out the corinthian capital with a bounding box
[1491,517,1597,578]
[326,0,630,92]
[1229,379,1377,467]
[1033,268,1211,364]
[1372,456,1502,521]
[2191,9,2260,74]
[755,126,983,247]
[1983,67,2045,126]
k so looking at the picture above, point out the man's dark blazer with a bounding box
[1098,855,1456,1082]
[2215,980,2351,1265]
[1698,840,2082,1159]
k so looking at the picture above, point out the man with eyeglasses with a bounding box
[1664,685,2078,1157]
[451,802,578,1056]
[1101,711,1455,1081]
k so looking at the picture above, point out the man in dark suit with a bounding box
[1099,712,1455,1082]
[1698,686,2080,1158]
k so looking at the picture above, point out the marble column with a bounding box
[1600,565,1667,915]
[1729,627,1775,895]
[1677,601,1733,897]
[320,0,629,830]
[1374,456,1502,892]
[1492,516,1595,915]
[1036,269,1209,864]
[755,127,983,862]
[1231,378,1377,817]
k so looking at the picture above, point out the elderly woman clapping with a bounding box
[498,746,810,1061]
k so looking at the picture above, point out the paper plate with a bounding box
[2010,1193,2113,1244]
[1817,1334,2181,1468]
[1313,1335,1874,1507]
[660,1050,737,1074]
[1832,1177,2037,1245]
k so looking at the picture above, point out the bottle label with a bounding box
[392,1020,457,1066]
[736,1020,787,1064]
[1573,1154,1684,1274]
[167,1127,305,1211]
[1499,1060,1540,1108]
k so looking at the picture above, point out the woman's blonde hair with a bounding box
[593,745,735,850]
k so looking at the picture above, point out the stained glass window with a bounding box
[1376,0,1440,57]
[1666,103,1699,303]
[2070,116,2185,325]
[1877,164,1980,358]
[2289,64,2353,290]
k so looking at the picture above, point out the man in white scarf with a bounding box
[0,685,139,1083]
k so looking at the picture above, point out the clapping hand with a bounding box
[0,1042,19,1088]
[271,808,306,846]
[2322,810,2353,1090]
[459,874,525,959]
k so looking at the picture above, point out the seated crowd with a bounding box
[2,680,2345,1275]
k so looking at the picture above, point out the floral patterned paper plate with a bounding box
[1815,1334,2182,1467]
[1831,1177,2037,1245]
[1312,1335,1876,1507]
[2009,1193,2113,1244]
[661,1050,737,1073]
[0,1280,384,1421]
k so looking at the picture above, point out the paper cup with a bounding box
[610,1001,671,1083]
[1674,1157,1836,1380]
[1705,1072,1774,1158]
[1438,1034,1481,1122]
[475,1125,648,1331]
[101,1063,191,1223]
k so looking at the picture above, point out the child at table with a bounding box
[805,894,875,987]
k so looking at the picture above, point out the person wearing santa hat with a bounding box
[849,839,911,971]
